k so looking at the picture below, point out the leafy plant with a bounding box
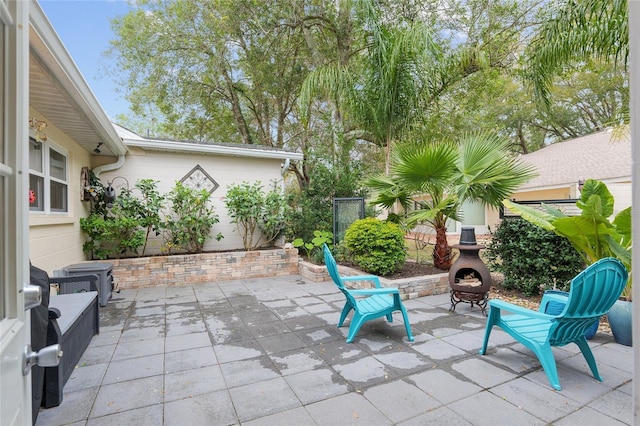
[293,230,333,260]
[485,217,584,296]
[80,186,146,259]
[133,179,165,256]
[225,181,290,250]
[343,218,406,276]
[163,181,223,254]
[504,179,632,300]
[286,160,369,244]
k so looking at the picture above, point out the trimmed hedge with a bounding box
[344,218,406,276]
[485,217,584,296]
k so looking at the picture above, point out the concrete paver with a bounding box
[35,274,633,425]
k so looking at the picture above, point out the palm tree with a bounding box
[527,0,628,107]
[367,132,537,270]
[299,0,485,176]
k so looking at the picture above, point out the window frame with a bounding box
[29,135,69,214]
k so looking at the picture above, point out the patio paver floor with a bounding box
[35,275,633,425]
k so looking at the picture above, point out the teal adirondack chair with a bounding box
[479,257,628,390]
[322,244,414,343]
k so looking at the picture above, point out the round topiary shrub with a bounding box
[343,218,406,276]
[485,217,584,296]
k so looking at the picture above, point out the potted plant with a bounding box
[504,179,632,345]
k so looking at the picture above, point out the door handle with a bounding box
[22,344,63,376]
[22,284,42,310]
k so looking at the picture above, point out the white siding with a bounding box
[28,108,93,273]
[99,148,286,254]
[607,182,632,216]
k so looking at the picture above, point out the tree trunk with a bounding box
[433,224,452,270]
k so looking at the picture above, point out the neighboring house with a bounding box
[26,3,302,272]
[492,129,632,227]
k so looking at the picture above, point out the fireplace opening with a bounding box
[453,268,483,287]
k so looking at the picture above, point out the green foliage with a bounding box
[79,185,146,259]
[293,230,333,260]
[367,132,536,270]
[286,161,369,244]
[132,179,165,256]
[343,218,406,276]
[504,179,632,300]
[163,181,222,254]
[486,218,584,296]
[225,181,290,250]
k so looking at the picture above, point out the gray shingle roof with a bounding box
[519,130,631,190]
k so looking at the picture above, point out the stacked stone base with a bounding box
[109,248,299,290]
[297,260,450,300]
[106,249,449,299]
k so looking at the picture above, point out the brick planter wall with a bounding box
[107,248,449,299]
[110,248,299,290]
[298,260,450,300]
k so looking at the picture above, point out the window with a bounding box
[29,137,68,213]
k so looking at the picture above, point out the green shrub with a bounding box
[225,181,290,250]
[485,217,584,296]
[162,182,223,254]
[343,218,406,276]
[285,161,370,243]
[80,186,146,259]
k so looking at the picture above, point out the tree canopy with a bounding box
[106,0,629,236]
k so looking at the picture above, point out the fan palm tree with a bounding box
[367,132,537,270]
[527,0,628,107]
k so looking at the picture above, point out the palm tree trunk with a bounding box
[433,225,452,270]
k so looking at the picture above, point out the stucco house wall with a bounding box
[27,110,92,270]
[98,144,295,254]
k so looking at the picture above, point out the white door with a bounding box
[0,1,33,424]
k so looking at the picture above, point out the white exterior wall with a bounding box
[606,181,632,216]
[99,147,287,254]
[28,108,93,274]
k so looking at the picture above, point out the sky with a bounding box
[39,0,135,120]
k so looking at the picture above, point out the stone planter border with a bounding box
[298,259,450,300]
[107,249,449,299]
[110,248,299,290]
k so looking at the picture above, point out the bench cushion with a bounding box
[50,292,98,334]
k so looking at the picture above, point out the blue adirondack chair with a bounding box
[322,244,414,343]
[479,257,628,390]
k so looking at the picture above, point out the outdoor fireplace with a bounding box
[448,227,492,315]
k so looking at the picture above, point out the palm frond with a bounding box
[455,133,537,207]
[526,0,628,107]
[393,142,458,194]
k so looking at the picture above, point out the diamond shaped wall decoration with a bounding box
[180,164,219,193]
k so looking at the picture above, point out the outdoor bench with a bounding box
[42,275,100,408]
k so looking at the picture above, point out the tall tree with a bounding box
[110,0,309,148]
[299,0,489,175]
